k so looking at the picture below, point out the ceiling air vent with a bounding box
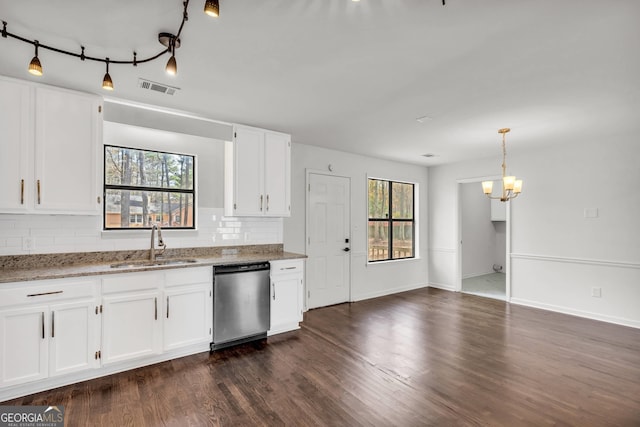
[138,78,180,96]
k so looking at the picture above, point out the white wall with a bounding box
[429,131,640,328]
[284,143,429,302]
[0,121,282,255]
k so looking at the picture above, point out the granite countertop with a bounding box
[0,245,306,284]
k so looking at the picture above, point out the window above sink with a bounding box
[104,145,195,230]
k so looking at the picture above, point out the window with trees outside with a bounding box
[104,145,195,230]
[368,178,415,262]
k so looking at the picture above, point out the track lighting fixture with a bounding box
[28,40,43,76]
[1,0,220,90]
[102,58,114,91]
[204,0,220,17]
[159,33,179,76]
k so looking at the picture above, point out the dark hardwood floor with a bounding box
[4,288,640,426]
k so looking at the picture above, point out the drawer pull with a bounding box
[281,267,297,270]
[27,290,63,297]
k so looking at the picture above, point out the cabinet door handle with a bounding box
[154,297,158,320]
[266,194,270,212]
[272,283,276,300]
[41,312,45,340]
[51,311,55,338]
[20,179,24,205]
[166,296,170,319]
[37,180,41,204]
[260,195,263,211]
[27,290,63,298]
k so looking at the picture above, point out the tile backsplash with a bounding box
[0,208,283,256]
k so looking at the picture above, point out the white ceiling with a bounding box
[1,0,638,166]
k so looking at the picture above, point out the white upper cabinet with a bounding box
[230,126,264,216]
[263,131,291,216]
[34,86,102,214]
[0,75,103,215]
[225,124,291,217]
[0,77,31,212]
[491,199,506,221]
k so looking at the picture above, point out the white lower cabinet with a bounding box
[49,299,100,377]
[163,268,213,351]
[101,267,212,364]
[0,278,100,388]
[0,306,49,387]
[269,259,304,335]
[101,290,163,365]
[0,261,305,400]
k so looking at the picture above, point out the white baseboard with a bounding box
[426,287,640,329]
[352,283,429,302]
[461,271,499,279]
[510,297,640,329]
[428,282,456,292]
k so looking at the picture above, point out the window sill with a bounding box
[367,256,420,266]
[101,228,199,239]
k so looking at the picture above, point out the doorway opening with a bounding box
[458,180,509,301]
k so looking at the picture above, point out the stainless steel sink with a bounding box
[110,259,198,268]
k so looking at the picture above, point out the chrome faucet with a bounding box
[150,223,166,261]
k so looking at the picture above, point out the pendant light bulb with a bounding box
[166,54,177,76]
[102,58,114,91]
[28,41,43,76]
[204,0,220,17]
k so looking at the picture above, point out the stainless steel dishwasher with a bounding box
[210,262,271,351]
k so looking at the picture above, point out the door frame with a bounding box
[305,169,352,310]
[456,176,511,301]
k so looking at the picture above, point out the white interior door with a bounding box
[306,173,350,309]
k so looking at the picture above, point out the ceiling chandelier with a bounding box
[481,128,523,202]
[0,0,220,91]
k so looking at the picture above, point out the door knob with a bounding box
[343,247,350,252]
